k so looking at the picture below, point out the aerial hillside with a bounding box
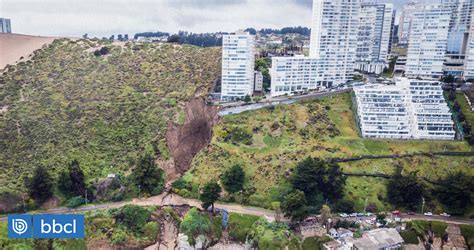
[0,33,57,69]
[0,38,221,194]
[184,93,473,214]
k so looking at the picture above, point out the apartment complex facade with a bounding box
[270,56,320,97]
[221,31,255,101]
[465,13,474,80]
[398,2,425,46]
[354,78,455,140]
[0,18,11,33]
[405,5,451,79]
[355,3,396,74]
[310,0,360,87]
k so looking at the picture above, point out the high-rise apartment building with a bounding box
[355,3,396,74]
[221,30,255,101]
[398,2,425,46]
[310,0,360,87]
[442,0,474,77]
[0,18,11,33]
[354,78,455,140]
[464,11,474,80]
[405,5,451,79]
[270,56,320,97]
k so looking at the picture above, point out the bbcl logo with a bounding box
[8,214,84,239]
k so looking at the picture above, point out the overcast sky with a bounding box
[0,0,440,38]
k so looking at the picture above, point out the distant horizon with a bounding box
[0,0,441,38]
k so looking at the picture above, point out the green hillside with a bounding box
[187,92,473,212]
[0,39,221,193]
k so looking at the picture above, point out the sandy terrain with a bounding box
[0,33,57,69]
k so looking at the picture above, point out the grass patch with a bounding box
[406,220,448,238]
[460,224,474,248]
[228,213,260,243]
[191,92,473,212]
[302,237,321,250]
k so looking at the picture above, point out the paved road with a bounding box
[218,89,351,116]
[1,192,473,226]
[0,192,276,222]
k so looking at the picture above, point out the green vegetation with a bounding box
[302,237,320,250]
[434,171,474,215]
[460,224,474,248]
[400,230,419,245]
[406,220,448,238]
[66,196,86,208]
[228,213,260,243]
[131,151,165,196]
[281,190,309,222]
[0,38,221,196]
[250,218,299,249]
[180,208,211,246]
[190,92,473,212]
[200,181,221,211]
[26,165,53,205]
[221,164,245,194]
[387,169,424,211]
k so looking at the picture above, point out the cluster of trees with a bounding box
[255,58,271,91]
[279,157,348,222]
[387,166,473,215]
[24,152,164,208]
[245,26,311,36]
[133,31,170,39]
[93,46,109,57]
[167,31,223,47]
[447,90,473,145]
[199,164,246,211]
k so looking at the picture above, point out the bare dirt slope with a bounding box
[0,33,57,69]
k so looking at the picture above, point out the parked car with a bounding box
[407,211,416,215]
[440,213,450,217]
[339,213,348,218]
[424,212,433,216]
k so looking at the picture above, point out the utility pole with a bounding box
[138,185,141,199]
[421,197,425,214]
[85,189,88,205]
[364,197,368,213]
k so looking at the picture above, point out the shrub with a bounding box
[112,205,152,233]
[111,228,128,245]
[143,221,160,242]
[66,196,85,209]
[228,213,260,243]
[179,208,211,246]
[223,126,253,145]
[460,224,474,248]
[400,230,419,244]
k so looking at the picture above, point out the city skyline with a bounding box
[0,0,441,38]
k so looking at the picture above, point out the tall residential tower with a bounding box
[355,3,396,74]
[405,5,451,79]
[221,30,255,101]
[310,0,360,87]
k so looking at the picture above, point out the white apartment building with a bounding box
[442,0,474,77]
[355,3,395,74]
[270,56,321,97]
[354,78,455,140]
[221,30,255,101]
[310,0,360,87]
[398,3,426,46]
[0,18,11,33]
[405,5,451,79]
[464,12,474,81]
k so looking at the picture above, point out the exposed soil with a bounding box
[165,97,219,183]
[0,33,57,69]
